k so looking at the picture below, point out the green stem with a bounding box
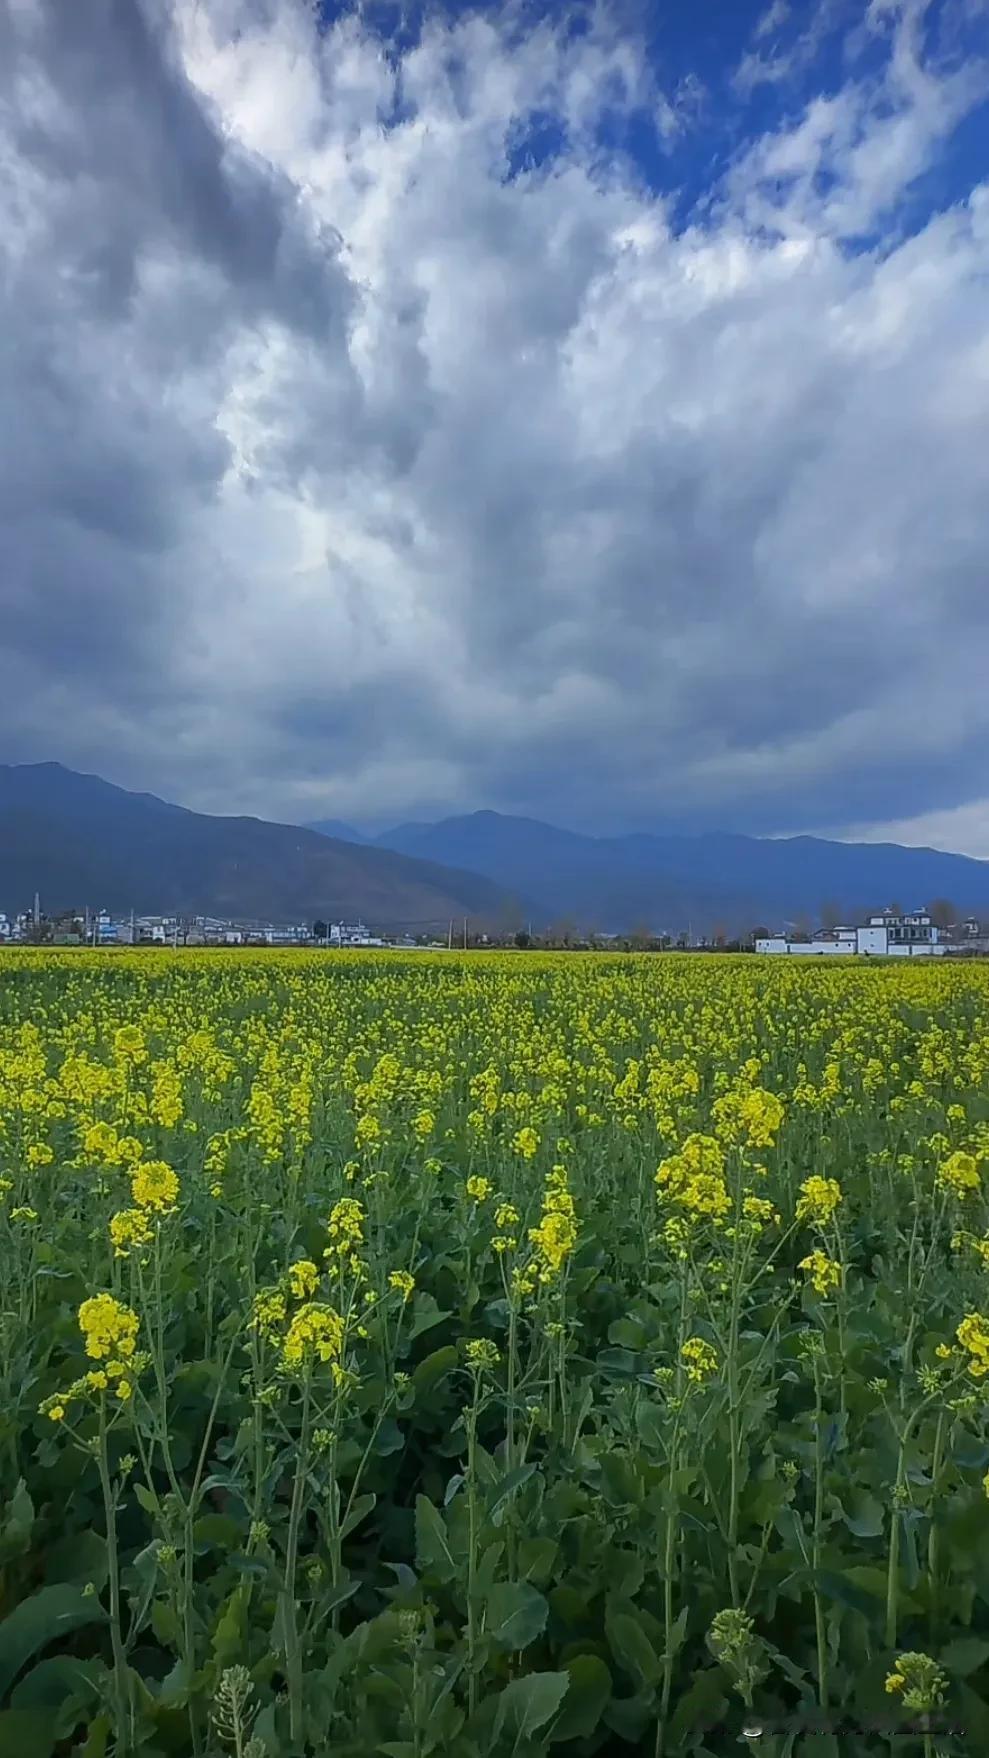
[97,1399,131,1754]
[886,1469,903,1651]
[812,1358,829,1711]
[466,1378,482,1721]
[285,1374,312,1746]
[927,1410,945,1643]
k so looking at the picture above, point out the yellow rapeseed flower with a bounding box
[130,1160,180,1214]
[798,1250,842,1295]
[795,1177,843,1225]
[78,1294,140,1361]
[288,1259,319,1300]
[956,1312,989,1377]
[936,1150,981,1198]
[109,1208,154,1258]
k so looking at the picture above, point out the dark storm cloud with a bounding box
[1,0,988,847]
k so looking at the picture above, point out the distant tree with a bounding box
[927,898,957,931]
[750,925,770,944]
[712,922,728,949]
[820,898,841,931]
[313,919,328,941]
[514,930,532,949]
[497,899,526,940]
[548,917,578,949]
[791,915,812,944]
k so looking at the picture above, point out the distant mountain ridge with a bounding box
[0,765,520,926]
[5,766,986,936]
[304,808,989,934]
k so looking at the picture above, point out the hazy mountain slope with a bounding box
[0,765,518,926]
[373,811,989,932]
[303,819,368,844]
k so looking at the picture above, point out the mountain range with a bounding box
[0,765,517,928]
[308,809,989,934]
[3,763,989,935]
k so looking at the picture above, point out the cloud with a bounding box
[828,800,989,858]
[1,0,988,844]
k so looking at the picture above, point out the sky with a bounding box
[2,0,988,851]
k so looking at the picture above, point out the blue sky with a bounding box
[2,0,989,849]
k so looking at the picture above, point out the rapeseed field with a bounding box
[2,949,989,1756]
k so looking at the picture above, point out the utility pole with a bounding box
[33,890,40,928]
[447,919,453,951]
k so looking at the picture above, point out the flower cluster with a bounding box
[798,1249,842,1295]
[936,1150,981,1199]
[525,1164,578,1286]
[130,1160,180,1214]
[79,1294,140,1361]
[884,1652,947,1713]
[281,1302,345,1370]
[956,1312,989,1377]
[324,1198,365,1278]
[288,1259,319,1301]
[681,1336,718,1383]
[795,1176,843,1226]
[40,1296,143,1420]
[655,1135,730,1224]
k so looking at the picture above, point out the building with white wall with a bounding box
[757,911,946,957]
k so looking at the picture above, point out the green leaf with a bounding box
[414,1496,456,1583]
[444,1473,466,1507]
[10,1655,101,1744]
[596,1347,638,1380]
[549,1655,611,1742]
[0,1585,104,1700]
[486,1464,536,1524]
[810,1569,883,1622]
[605,1604,660,1689]
[9,1655,96,1711]
[662,1606,689,1664]
[409,1297,453,1341]
[483,1582,548,1652]
[211,1586,247,1665]
[340,1493,376,1539]
[0,1483,34,1566]
[77,1710,111,1758]
[518,1536,558,1586]
[941,1636,989,1677]
[412,1345,459,1397]
[42,1531,108,1591]
[842,1489,885,1539]
[668,1666,728,1745]
[193,1513,240,1550]
[151,1600,180,1646]
[493,1671,569,1742]
[0,1710,55,1758]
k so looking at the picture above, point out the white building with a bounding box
[328,921,378,947]
[757,910,946,957]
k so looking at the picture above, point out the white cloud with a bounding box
[0,0,987,840]
[833,801,989,858]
